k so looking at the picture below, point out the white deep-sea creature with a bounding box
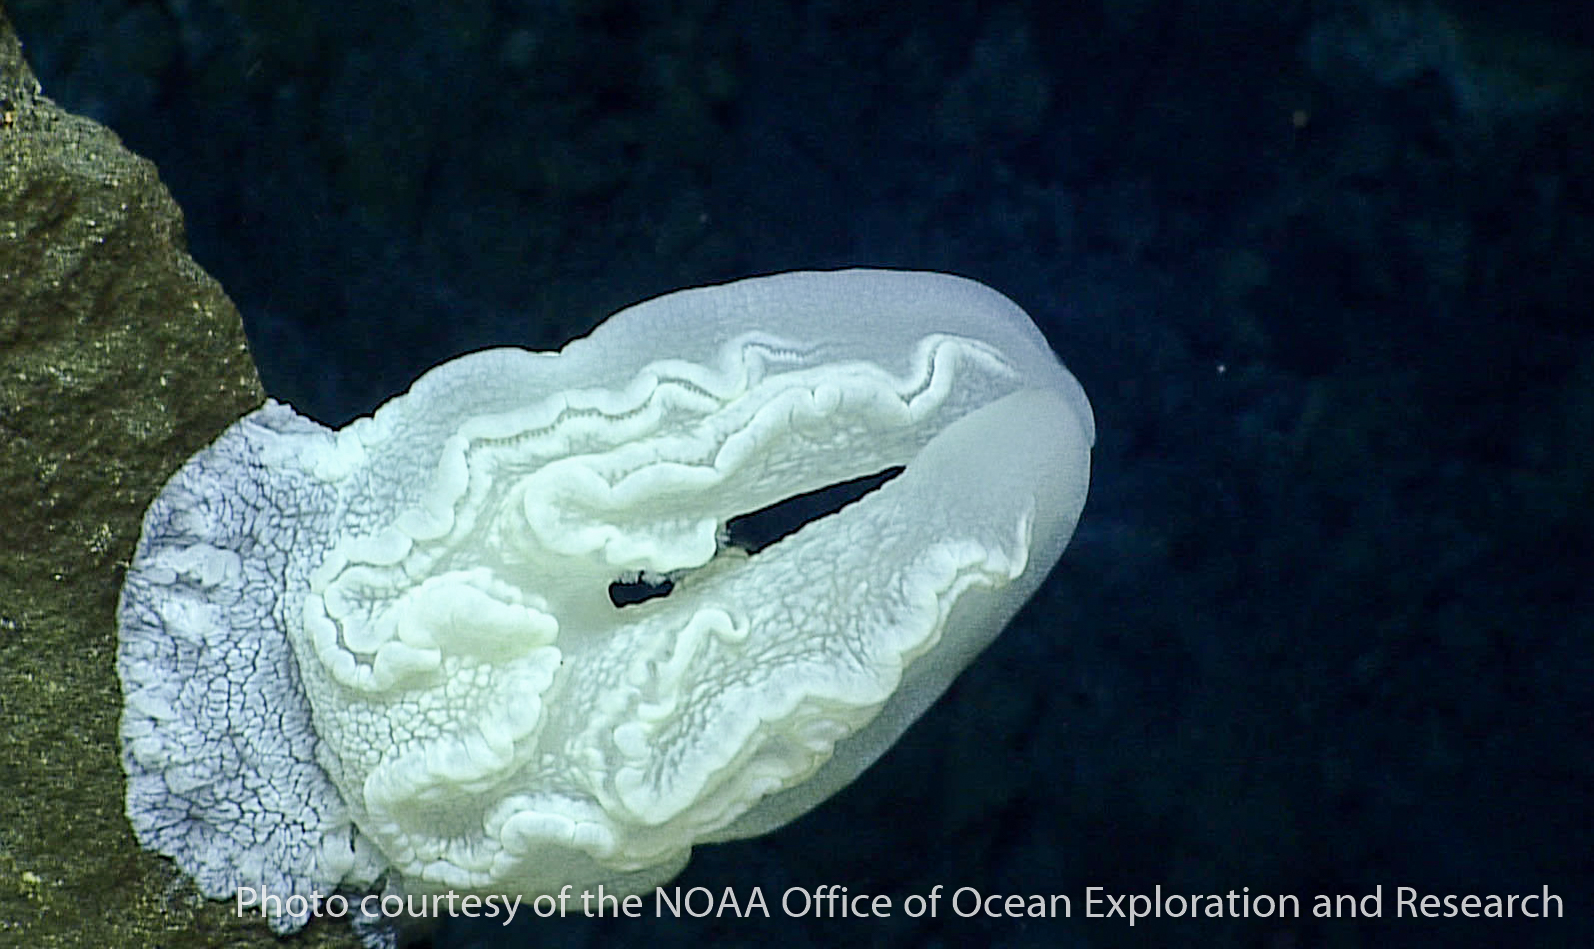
[117,269,1093,934]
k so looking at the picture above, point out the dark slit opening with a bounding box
[609,573,674,608]
[722,466,905,555]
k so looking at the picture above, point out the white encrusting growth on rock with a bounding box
[117,269,1093,936]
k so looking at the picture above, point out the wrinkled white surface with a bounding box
[117,269,1092,930]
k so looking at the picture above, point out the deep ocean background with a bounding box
[10,1,1591,947]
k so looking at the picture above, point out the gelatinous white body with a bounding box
[117,269,1093,933]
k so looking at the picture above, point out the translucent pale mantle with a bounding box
[116,269,1093,932]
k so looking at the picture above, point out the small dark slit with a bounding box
[609,574,674,608]
[723,466,905,555]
